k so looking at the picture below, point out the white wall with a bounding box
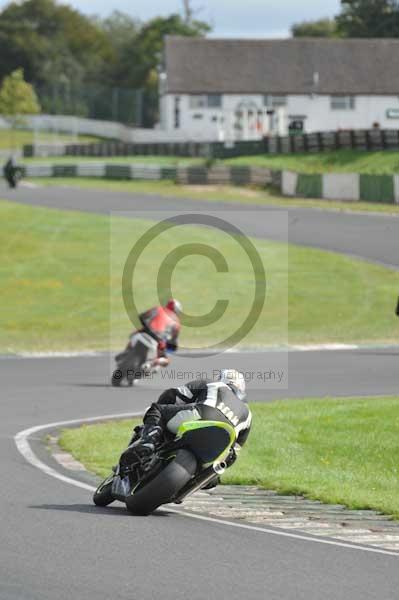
[161,93,399,140]
[287,94,399,132]
[160,94,224,140]
[162,94,272,140]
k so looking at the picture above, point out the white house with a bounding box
[160,37,399,141]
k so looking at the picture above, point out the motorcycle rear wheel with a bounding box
[125,450,197,516]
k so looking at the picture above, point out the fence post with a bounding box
[381,129,387,150]
[317,132,323,152]
[350,130,356,150]
[365,130,371,151]
[290,134,295,153]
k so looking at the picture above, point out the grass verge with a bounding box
[23,155,201,166]
[1,199,398,353]
[24,149,399,175]
[225,149,399,175]
[59,396,399,519]
[28,177,399,214]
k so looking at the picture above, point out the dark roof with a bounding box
[164,37,399,95]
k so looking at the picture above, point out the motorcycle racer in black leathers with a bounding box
[120,369,252,475]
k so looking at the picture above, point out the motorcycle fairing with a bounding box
[175,420,236,465]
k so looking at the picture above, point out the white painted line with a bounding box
[14,413,399,558]
[169,510,399,557]
[14,413,143,492]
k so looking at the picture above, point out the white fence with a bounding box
[17,115,205,144]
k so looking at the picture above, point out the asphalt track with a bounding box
[1,182,399,599]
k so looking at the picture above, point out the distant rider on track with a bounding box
[112,298,182,386]
[138,298,182,368]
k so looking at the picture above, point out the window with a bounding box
[189,95,222,109]
[330,96,355,110]
[264,95,287,108]
[207,94,222,108]
[189,96,207,109]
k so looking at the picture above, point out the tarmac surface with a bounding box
[1,182,399,599]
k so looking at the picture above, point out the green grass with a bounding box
[29,177,399,214]
[225,149,399,174]
[1,198,398,353]
[0,129,100,150]
[59,396,399,519]
[23,155,201,166]
[24,148,399,174]
[60,419,138,477]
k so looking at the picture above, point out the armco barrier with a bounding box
[77,164,106,177]
[296,174,323,199]
[23,129,399,160]
[104,165,132,179]
[53,165,77,177]
[281,171,298,197]
[20,162,278,189]
[359,175,395,204]
[24,141,211,159]
[323,174,359,202]
[21,162,276,186]
[282,171,399,204]
[18,162,399,204]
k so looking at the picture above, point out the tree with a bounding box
[0,68,40,128]
[0,1,211,124]
[337,0,399,37]
[100,10,140,54]
[98,11,140,87]
[117,14,210,125]
[120,13,210,86]
[292,18,339,37]
[0,0,115,90]
[292,1,399,39]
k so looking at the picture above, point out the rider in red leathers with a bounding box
[112,299,182,386]
[138,298,182,368]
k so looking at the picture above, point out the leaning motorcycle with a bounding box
[93,419,236,515]
[111,331,169,387]
[4,165,22,189]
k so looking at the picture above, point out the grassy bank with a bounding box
[1,199,398,353]
[28,177,399,214]
[23,155,201,166]
[24,149,399,175]
[225,149,399,174]
[59,396,399,519]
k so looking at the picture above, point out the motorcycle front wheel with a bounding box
[93,474,115,507]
